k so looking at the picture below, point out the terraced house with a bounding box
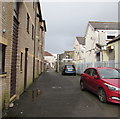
[85,21,119,63]
[0,1,46,110]
[104,35,120,62]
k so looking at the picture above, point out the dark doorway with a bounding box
[37,60,39,75]
[96,52,100,61]
[41,61,43,73]
[109,49,115,61]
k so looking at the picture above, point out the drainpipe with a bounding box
[33,2,37,82]
[57,54,59,72]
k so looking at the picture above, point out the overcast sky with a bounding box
[40,1,118,54]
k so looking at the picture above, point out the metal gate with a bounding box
[10,17,19,97]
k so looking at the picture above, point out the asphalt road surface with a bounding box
[3,68,120,118]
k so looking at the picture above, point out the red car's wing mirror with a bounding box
[94,75,99,79]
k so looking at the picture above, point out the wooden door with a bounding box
[10,17,19,97]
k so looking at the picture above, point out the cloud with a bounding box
[41,0,119,3]
[41,2,118,54]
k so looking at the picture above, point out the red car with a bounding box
[80,67,120,104]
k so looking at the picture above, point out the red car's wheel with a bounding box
[98,88,107,103]
[80,81,85,91]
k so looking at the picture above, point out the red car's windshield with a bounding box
[98,68,120,79]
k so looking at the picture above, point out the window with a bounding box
[27,13,30,33]
[84,69,97,77]
[96,52,100,61]
[107,36,115,39]
[98,68,120,79]
[0,44,6,74]
[91,69,97,76]
[66,65,74,69]
[32,24,34,40]
[20,52,23,71]
[84,69,91,75]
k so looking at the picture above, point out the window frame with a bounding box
[0,44,6,74]
[91,69,98,77]
[107,35,115,39]
[32,24,34,40]
[27,13,30,33]
[84,69,91,75]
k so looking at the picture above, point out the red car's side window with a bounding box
[84,69,91,75]
[91,69,98,77]
[84,68,98,77]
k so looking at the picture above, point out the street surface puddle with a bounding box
[27,89,41,101]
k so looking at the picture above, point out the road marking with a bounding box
[52,86,56,88]
[52,86,62,89]
[58,86,62,88]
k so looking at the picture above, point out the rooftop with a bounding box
[76,37,85,45]
[44,51,53,56]
[89,21,120,30]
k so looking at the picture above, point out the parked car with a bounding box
[80,67,120,104]
[62,65,76,76]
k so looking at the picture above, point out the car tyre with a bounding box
[98,88,107,103]
[74,73,76,76]
[80,80,85,91]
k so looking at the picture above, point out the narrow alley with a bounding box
[3,69,119,117]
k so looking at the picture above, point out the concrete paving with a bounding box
[2,68,120,118]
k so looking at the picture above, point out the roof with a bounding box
[37,2,47,32]
[107,34,120,44]
[44,51,53,56]
[76,37,85,45]
[89,21,120,30]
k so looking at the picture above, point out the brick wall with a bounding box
[16,2,35,97]
[1,2,13,109]
[1,1,46,109]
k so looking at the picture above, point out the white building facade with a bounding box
[85,21,119,63]
[44,51,56,68]
[73,37,86,63]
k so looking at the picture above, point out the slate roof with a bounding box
[76,37,85,45]
[44,51,53,56]
[89,21,120,30]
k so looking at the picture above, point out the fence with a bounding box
[76,60,120,74]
